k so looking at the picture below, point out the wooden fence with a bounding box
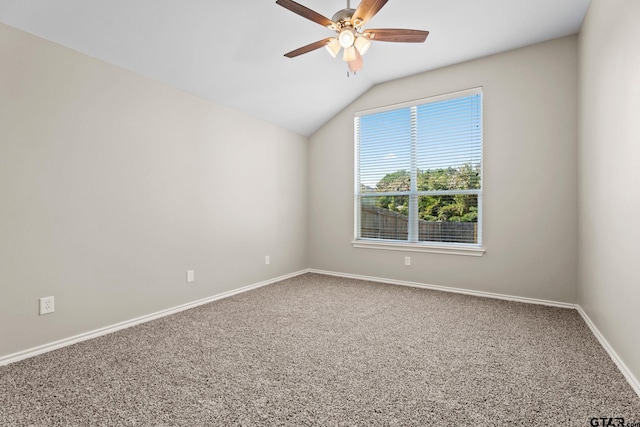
[360,206,477,244]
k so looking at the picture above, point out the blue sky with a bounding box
[357,93,482,190]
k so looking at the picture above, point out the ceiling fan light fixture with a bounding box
[348,48,363,73]
[354,36,371,56]
[343,46,357,62]
[276,0,429,75]
[348,59,363,73]
[325,38,341,58]
[338,29,355,48]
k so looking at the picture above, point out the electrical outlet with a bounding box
[186,270,195,283]
[39,296,54,315]
[404,256,411,266]
[265,255,270,265]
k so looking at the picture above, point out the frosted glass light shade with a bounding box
[354,36,371,56]
[325,38,341,58]
[342,46,357,62]
[338,29,355,48]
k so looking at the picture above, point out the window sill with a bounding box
[351,240,485,257]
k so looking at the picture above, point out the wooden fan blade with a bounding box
[284,38,333,58]
[353,0,388,27]
[276,0,336,29]
[365,29,429,43]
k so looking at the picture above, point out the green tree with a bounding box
[376,164,480,222]
[375,170,409,215]
[376,170,410,191]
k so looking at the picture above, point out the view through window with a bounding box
[355,88,483,247]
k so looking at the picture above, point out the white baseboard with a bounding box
[308,269,576,309]
[0,269,310,367]
[3,267,639,400]
[309,269,640,398]
[576,306,640,398]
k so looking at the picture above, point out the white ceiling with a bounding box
[0,0,590,136]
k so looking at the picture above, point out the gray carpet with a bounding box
[1,273,639,426]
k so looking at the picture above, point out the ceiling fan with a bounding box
[276,0,429,74]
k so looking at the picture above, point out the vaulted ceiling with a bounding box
[0,0,590,136]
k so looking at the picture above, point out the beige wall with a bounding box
[309,36,579,303]
[1,3,638,390]
[578,0,640,384]
[0,24,308,358]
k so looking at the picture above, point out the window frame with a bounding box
[353,87,485,256]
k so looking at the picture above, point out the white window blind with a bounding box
[355,88,483,247]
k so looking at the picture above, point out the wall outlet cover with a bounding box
[39,296,55,315]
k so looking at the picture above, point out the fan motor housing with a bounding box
[332,8,357,28]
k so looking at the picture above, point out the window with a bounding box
[354,88,483,254]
